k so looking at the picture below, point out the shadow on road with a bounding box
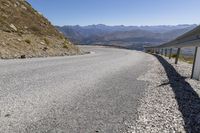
[154,54,200,133]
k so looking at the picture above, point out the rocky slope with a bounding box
[0,0,80,59]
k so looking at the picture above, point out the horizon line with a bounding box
[56,23,198,27]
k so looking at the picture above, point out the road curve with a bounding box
[0,46,154,133]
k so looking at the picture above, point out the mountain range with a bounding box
[56,24,197,50]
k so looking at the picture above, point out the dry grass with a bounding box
[25,39,31,44]
[0,31,80,59]
[163,53,194,64]
[0,0,80,59]
[179,55,194,64]
[0,0,62,36]
[44,38,50,45]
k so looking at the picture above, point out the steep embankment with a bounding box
[0,0,80,59]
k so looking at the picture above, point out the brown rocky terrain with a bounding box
[0,0,80,59]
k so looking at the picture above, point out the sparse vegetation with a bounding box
[171,54,177,58]
[63,44,69,49]
[29,25,41,34]
[25,39,31,44]
[0,0,80,59]
[44,38,50,45]
[166,53,194,64]
[0,0,63,36]
[179,54,194,64]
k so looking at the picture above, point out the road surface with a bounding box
[0,46,153,133]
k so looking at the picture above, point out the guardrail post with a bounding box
[169,48,172,59]
[165,49,167,56]
[156,48,159,54]
[175,48,181,64]
[191,47,200,80]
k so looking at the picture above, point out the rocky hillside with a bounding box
[0,0,80,59]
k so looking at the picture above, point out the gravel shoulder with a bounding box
[131,54,200,133]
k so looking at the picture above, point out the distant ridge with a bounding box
[56,24,197,50]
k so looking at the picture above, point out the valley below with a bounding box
[57,24,197,52]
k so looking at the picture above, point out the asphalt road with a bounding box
[0,46,153,133]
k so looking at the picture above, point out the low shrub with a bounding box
[63,44,68,49]
[44,38,50,45]
[25,39,31,44]
[171,54,177,58]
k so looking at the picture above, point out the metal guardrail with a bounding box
[144,25,200,80]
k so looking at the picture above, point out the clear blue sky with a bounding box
[27,0,200,26]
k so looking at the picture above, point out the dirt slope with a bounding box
[0,0,80,59]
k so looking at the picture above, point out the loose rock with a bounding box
[129,55,200,133]
[10,24,17,31]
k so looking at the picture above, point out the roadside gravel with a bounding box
[129,55,200,133]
